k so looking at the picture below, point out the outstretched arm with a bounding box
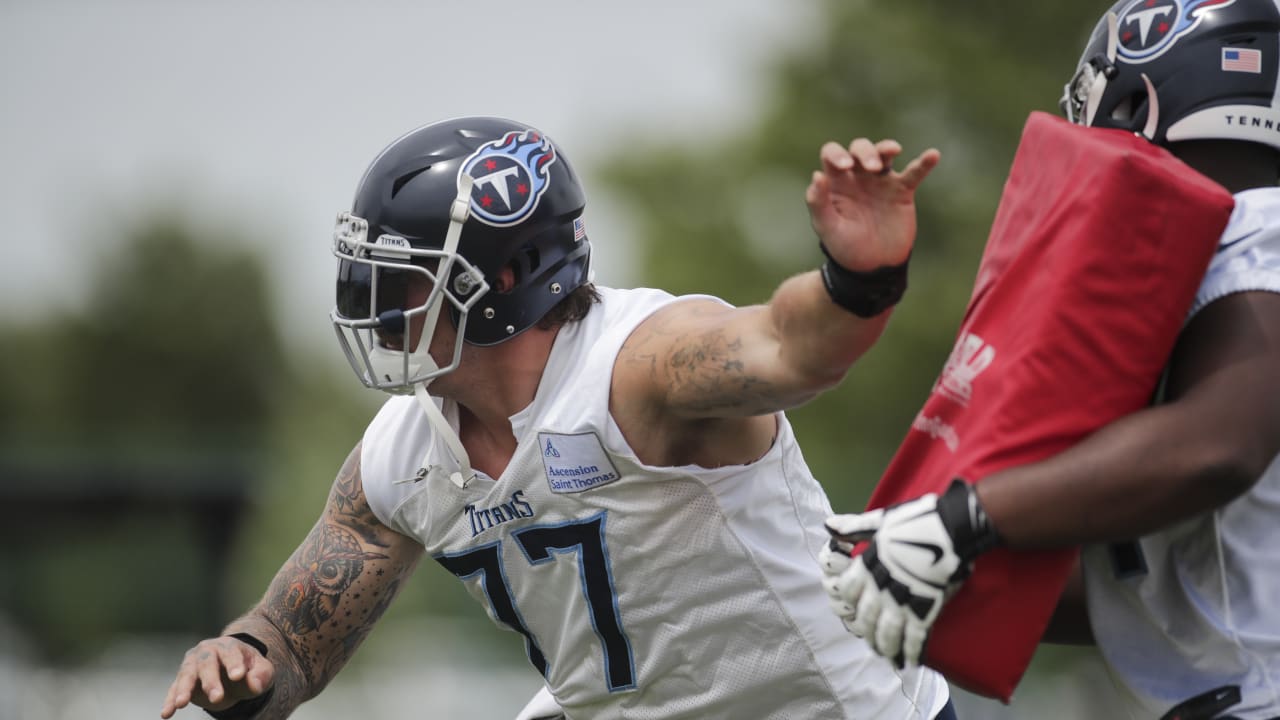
[615,138,941,420]
[161,443,423,719]
[611,139,939,468]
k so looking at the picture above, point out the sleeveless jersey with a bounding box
[1083,187,1280,719]
[360,286,949,720]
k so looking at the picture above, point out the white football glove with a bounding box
[819,479,1000,667]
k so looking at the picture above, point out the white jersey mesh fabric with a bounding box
[1083,187,1280,719]
[360,286,948,719]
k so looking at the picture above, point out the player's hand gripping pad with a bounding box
[865,112,1234,700]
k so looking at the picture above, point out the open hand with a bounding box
[805,138,940,271]
[160,635,275,718]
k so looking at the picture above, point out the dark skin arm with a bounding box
[160,443,423,719]
[977,291,1280,548]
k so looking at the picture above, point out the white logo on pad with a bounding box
[936,332,995,406]
[539,432,620,494]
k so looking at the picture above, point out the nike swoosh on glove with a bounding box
[818,479,1001,667]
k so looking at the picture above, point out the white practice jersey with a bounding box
[361,287,949,720]
[1084,187,1280,719]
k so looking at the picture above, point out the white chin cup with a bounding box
[366,341,439,389]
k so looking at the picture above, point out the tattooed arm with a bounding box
[161,443,423,719]
[610,139,938,468]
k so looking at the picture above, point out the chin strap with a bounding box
[384,174,478,490]
[417,175,477,489]
[406,174,474,378]
[414,382,475,489]
[420,173,473,354]
[1140,72,1160,141]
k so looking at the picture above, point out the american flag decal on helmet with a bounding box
[1222,47,1262,73]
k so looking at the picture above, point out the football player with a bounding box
[160,116,958,718]
[820,2,1280,718]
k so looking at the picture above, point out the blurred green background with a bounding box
[0,1,1123,718]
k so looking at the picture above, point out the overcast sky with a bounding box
[0,1,815,355]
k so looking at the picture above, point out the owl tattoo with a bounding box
[275,523,389,636]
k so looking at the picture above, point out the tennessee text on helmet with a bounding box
[1062,0,1280,149]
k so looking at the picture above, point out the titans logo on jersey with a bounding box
[460,129,558,227]
[1115,0,1238,63]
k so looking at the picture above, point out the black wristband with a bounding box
[205,634,274,720]
[228,632,269,658]
[818,242,910,318]
[206,687,274,720]
[206,686,275,720]
[935,478,1003,563]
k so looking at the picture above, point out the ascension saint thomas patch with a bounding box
[538,432,621,493]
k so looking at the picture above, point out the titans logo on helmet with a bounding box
[459,130,558,227]
[1115,0,1238,63]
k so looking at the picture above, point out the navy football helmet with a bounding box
[1062,0,1280,149]
[331,117,591,392]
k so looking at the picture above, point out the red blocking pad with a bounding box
[865,112,1234,701]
